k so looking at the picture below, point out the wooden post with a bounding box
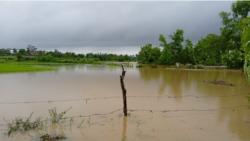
[120,65,127,116]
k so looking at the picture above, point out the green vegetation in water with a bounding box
[187,65,204,69]
[196,65,204,69]
[246,95,250,108]
[87,116,91,124]
[77,119,85,128]
[3,112,43,136]
[136,64,145,68]
[136,121,142,129]
[48,107,72,124]
[187,65,196,69]
[0,64,58,73]
[106,63,121,67]
[4,107,72,136]
[70,117,74,125]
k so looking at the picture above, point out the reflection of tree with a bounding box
[195,70,250,140]
[139,68,250,140]
[139,68,161,82]
[139,69,195,97]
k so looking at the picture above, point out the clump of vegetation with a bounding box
[136,64,145,68]
[196,65,204,69]
[40,133,66,141]
[3,112,43,136]
[87,116,91,124]
[69,117,74,125]
[77,119,85,128]
[221,50,244,69]
[4,107,73,136]
[187,65,196,69]
[246,95,250,108]
[151,63,157,68]
[136,121,142,129]
[48,107,72,124]
[106,63,121,66]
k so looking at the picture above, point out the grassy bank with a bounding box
[0,64,58,73]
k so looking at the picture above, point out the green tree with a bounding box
[232,1,250,19]
[221,50,244,69]
[27,45,37,54]
[169,29,184,63]
[219,12,240,51]
[16,52,23,61]
[181,39,196,64]
[138,44,161,63]
[242,16,250,83]
[19,49,26,55]
[158,34,174,65]
[13,48,17,54]
[194,34,222,65]
[117,55,124,62]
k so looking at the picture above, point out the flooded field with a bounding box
[0,63,250,141]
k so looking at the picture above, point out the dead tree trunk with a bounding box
[120,65,127,116]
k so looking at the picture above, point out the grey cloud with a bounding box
[0,1,234,54]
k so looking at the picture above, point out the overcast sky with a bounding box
[0,1,235,55]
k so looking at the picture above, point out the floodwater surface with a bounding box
[0,63,250,141]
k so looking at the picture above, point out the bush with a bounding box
[221,50,244,69]
[93,58,100,61]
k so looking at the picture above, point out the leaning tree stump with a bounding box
[120,65,127,116]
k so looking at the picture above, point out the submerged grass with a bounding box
[0,64,58,73]
[3,112,43,136]
[4,107,72,136]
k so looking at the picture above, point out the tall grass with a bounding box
[0,64,58,73]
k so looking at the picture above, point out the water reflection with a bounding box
[121,116,127,141]
[139,68,250,140]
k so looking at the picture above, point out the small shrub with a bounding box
[196,65,204,69]
[187,65,196,69]
[3,112,43,136]
[48,107,72,124]
[137,64,145,68]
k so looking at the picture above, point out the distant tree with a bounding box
[117,55,124,62]
[0,48,10,56]
[19,49,26,55]
[27,45,37,54]
[13,48,17,53]
[16,52,23,61]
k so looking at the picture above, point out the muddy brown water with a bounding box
[0,63,250,141]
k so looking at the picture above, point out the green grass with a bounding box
[0,64,58,73]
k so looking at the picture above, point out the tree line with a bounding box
[138,0,250,69]
[0,45,137,62]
